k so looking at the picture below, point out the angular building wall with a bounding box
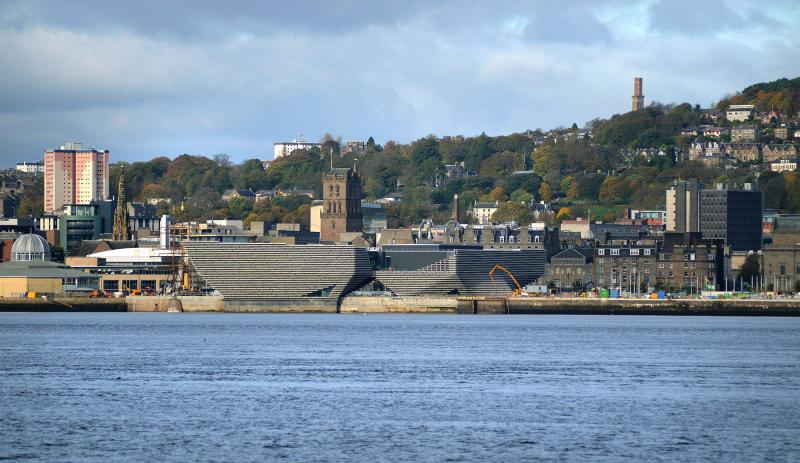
[374,247,546,296]
[183,242,373,310]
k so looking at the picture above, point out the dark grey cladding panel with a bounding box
[375,248,546,297]
[382,250,450,271]
[182,242,372,303]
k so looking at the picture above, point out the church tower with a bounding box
[112,170,130,240]
[320,167,363,241]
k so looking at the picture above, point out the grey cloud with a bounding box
[0,0,797,165]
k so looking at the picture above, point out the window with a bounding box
[630,249,640,256]
[598,249,605,256]
[103,280,119,291]
[534,235,540,243]
[610,249,620,255]
[780,265,786,275]
[644,249,652,256]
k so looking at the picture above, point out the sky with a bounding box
[0,0,798,166]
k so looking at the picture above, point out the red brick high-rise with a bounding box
[44,142,109,214]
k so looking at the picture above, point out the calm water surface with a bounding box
[1,313,799,462]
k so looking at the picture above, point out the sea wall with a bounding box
[0,297,127,312]
[224,299,336,313]
[502,298,800,316]
[339,295,459,313]
[126,295,224,312]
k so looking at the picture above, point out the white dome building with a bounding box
[11,234,51,261]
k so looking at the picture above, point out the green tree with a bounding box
[491,202,533,225]
[533,145,563,187]
[510,189,533,204]
[740,254,760,282]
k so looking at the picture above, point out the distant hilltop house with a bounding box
[341,140,366,155]
[15,162,44,174]
[763,144,799,163]
[254,189,316,201]
[273,133,321,159]
[774,125,793,140]
[771,159,797,173]
[470,201,499,225]
[700,108,723,122]
[731,125,759,142]
[702,127,728,139]
[725,104,755,122]
[724,143,762,163]
[221,189,256,202]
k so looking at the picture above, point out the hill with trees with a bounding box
[16,76,800,229]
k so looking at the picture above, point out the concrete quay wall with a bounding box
[339,296,459,313]
[503,298,800,316]
[0,297,127,312]
[126,295,224,312]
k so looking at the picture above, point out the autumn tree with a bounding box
[539,182,554,202]
[556,207,573,221]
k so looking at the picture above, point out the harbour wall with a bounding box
[339,296,459,313]
[0,298,127,312]
[4,295,800,315]
[496,298,800,316]
[126,295,224,312]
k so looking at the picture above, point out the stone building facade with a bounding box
[320,167,363,242]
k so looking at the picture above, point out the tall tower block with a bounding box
[632,77,644,112]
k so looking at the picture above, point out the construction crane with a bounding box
[488,264,524,297]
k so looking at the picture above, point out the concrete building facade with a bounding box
[666,180,701,233]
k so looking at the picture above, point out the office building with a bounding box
[273,134,321,159]
[16,162,44,174]
[666,180,702,233]
[700,183,762,251]
[44,142,109,213]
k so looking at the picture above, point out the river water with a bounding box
[1,313,799,462]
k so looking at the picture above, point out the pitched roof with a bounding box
[0,260,99,279]
[76,240,136,257]
[551,248,593,261]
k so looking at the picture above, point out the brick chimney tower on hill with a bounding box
[632,77,644,112]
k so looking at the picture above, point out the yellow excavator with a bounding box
[488,264,524,297]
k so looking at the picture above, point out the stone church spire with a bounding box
[112,169,130,240]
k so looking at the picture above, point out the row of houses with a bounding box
[685,142,798,164]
